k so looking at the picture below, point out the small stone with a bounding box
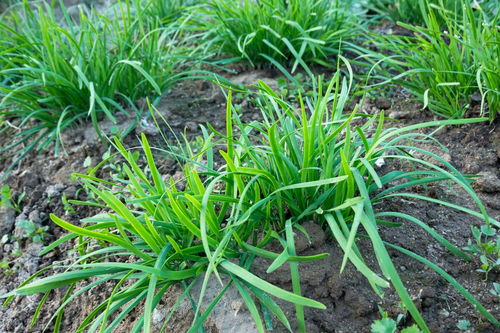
[64,185,78,199]
[152,308,165,324]
[375,158,385,168]
[28,210,41,224]
[476,171,500,193]
[185,121,198,132]
[0,206,16,234]
[3,243,12,253]
[230,299,244,313]
[46,184,65,198]
[439,309,450,318]
[388,110,413,119]
[470,92,482,103]
[136,118,160,136]
[171,171,186,191]
[19,170,41,188]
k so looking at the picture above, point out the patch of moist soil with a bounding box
[0,72,499,332]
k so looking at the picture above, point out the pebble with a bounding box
[46,184,65,198]
[185,121,198,132]
[476,171,500,193]
[28,210,41,224]
[0,206,16,234]
[152,308,165,324]
[388,109,413,119]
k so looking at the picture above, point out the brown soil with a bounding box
[0,69,499,333]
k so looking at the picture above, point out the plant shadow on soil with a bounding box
[0,70,499,332]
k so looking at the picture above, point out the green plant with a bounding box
[3,70,500,332]
[1,184,23,213]
[0,0,197,173]
[141,0,195,24]
[0,259,14,276]
[457,319,472,331]
[15,219,48,243]
[222,73,498,331]
[371,308,421,333]
[61,193,76,215]
[368,0,499,120]
[201,0,362,70]
[367,0,463,25]
[490,283,500,301]
[464,225,499,279]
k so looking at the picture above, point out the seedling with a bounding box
[15,220,48,243]
[464,225,500,279]
[1,185,23,213]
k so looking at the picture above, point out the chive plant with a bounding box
[3,69,499,332]
[142,0,195,24]
[367,0,499,120]
[0,0,194,173]
[200,0,362,70]
[367,0,463,25]
[217,68,499,331]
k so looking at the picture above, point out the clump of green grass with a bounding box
[1,127,327,332]
[3,69,499,332]
[141,0,195,24]
[0,0,194,173]
[368,0,499,120]
[221,70,499,331]
[200,0,362,70]
[367,0,463,25]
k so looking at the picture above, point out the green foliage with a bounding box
[367,0,463,25]
[0,259,13,276]
[369,0,499,120]
[2,70,499,332]
[15,219,48,243]
[490,283,500,300]
[464,225,499,278]
[142,0,195,24]
[371,318,421,333]
[201,0,362,69]
[0,0,195,172]
[371,307,421,333]
[1,184,23,213]
[457,319,471,331]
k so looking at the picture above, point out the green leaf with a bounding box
[371,318,397,333]
[220,260,325,309]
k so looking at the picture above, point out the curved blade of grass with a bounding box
[220,260,325,309]
[386,242,499,327]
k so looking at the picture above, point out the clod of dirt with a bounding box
[294,221,326,253]
[0,206,16,235]
[15,243,43,280]
[476,171,500,193]
[45,184,66,198]
[375,96,392,110]
[231,70,278,91]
